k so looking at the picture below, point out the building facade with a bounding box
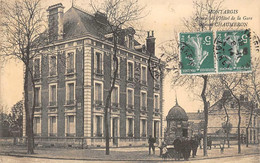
[23,3,163,147]
[187,91,260,144]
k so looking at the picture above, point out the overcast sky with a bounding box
[1,0,259,117]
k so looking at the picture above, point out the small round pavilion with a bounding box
[165,99,189,143]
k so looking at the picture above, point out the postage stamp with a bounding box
[179,32,215,75]
[215,30,251,73]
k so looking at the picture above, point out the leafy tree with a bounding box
[7,100,23,136]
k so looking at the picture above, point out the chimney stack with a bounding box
[146,31,155,56]
[47,3,64,41]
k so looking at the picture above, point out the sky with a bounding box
[0,0,259,118]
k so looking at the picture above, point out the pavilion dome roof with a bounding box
[166,99,188,121]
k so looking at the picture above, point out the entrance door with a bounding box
[112,118,118,146]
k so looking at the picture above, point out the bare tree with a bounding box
[219,74,246,153]
[91,0,145,155]
[153,0,225,156]
[1,0,47,154]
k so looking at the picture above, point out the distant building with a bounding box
[23,3,163,147]
[188,91,260,144]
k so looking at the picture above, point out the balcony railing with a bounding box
[112,102,119,107]
[66,100,75,105]
[35,102,41,107]
[127,77,134,82]
[66,68,74,74]
[34,73,41,79]
[49,101,57,106]
[141,80,147,85]
[127,104,134,109]
[50,70,57,76]
[141,106,147,111]
[95,100,103,106]
[155,108,160,112]
[94,68,103,75]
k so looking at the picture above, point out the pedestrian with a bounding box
[182,137,191,161]
[207,136,212,150]
[148,135,156,155]
[190,136,199,158]
[173,136,182,161]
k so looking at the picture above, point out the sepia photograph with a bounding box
[0,0,259,162]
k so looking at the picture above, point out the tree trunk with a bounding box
[237,102,241,153]
[104,34,119,155]
[246,127,249,147]
[24,65,34,154]
[104,104,110,155]
[201,75,208,156]
[227,132,230,148]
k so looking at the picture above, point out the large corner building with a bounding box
[23,3,164,147]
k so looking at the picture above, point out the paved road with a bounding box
[1,154,259,163]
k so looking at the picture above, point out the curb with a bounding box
[0,152,259,162]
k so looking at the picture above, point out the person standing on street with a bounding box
[148,135,156,155]
[173,137,182,160]
[190,136,199,158]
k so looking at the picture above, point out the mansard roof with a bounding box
[62,6,110,41]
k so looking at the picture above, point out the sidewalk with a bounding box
[0,144,259,161]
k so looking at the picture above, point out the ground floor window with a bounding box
[49,116,57,136]
[33,117,41,136]
[66,115,75,136]
[127,118,134,137]
[95,115,103,137]
[140,119,147,137]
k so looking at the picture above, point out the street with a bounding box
[0,154,259,163]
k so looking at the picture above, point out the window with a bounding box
[154,94,159,111]
[127,118,133,137]
[94,52,103,74]
[127,61,134,81]
[111,56,120,78]
[34,58,41,78]
[96,116,103,137]
[66,82,75,105]
[33,117,41,136]
[111,86,119,107]
[127,89,134,109]
[141,92,147,110]
[49,116,57,136]
[66,115,75,136]
[141,65,147,85]
[49,55,57,76]
[49,84,57,106]
[141,119,146,137]
[35,87,41,107]
[129,35,133,49]
[66,52,75,73]
[95,82,103,105]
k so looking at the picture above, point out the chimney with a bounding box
[47,3,64,41]
[146,31,155,56]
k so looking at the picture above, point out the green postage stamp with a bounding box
[179,32,215,75]
[216,30,251,73]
